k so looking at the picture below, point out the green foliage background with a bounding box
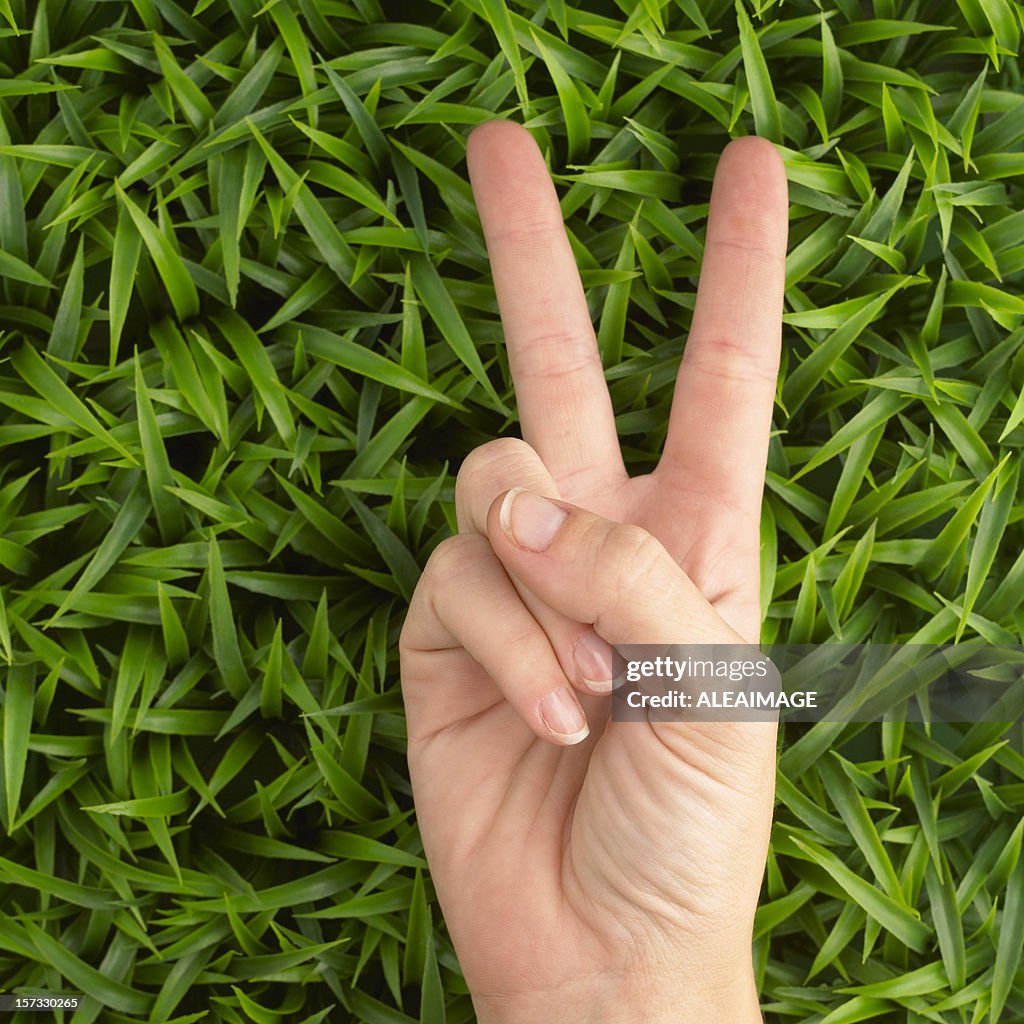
[0,0,1022,1021]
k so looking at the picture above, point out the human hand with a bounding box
[399,120,788,1023]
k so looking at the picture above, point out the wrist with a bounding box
[474,964,762,1024]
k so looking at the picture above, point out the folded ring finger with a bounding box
[455,437,616,697]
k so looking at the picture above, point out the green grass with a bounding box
[0,0,1021,1021]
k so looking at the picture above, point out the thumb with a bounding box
[487,487,779,780]
[486,487,744,648]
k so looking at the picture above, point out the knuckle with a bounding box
[423,533,488,587]
[401,534,492,656]
[709,232,786,266]
[503,622,545,659]
[397,611,421,659]
[590,522,666,600]
[518,328,595,358]
[456,437,536,490]
[683,336,779,386]
[515,333,602,383]
[455,437,540,525]
[486,217,564,258]
[610,522,664,572]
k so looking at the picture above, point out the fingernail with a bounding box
[501,487,567,552]
[539,687,589,744]
[574,630,613,693]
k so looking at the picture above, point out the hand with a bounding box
[399,120,789,1023]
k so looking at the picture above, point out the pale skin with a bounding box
[399,120,789,1023]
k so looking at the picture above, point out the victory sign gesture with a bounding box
[399,119,789,1024]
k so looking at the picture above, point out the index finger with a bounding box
[466,119,627,498]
